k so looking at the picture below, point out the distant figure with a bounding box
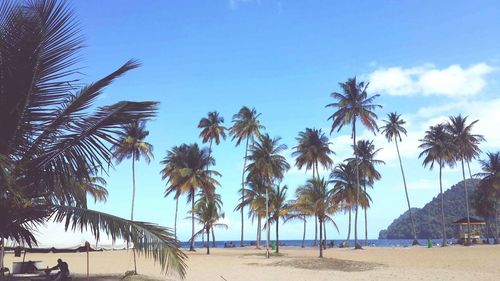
[49,259,70,281]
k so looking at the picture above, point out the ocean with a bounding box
[179,239,458,249]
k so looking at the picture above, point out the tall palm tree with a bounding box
[292,128,334,246]
[198,111,226,247]
[326,77,381,249]
[474,152,500,243]
[112,121,153,221]
[0,0,185,276]
[296,178,338,257]
[160,143,221,251]
[349,140,384,246]
[191,192,226,255]
[381,112,418,244]
[246,134,290,253]
[112,121,153,274]
[419,124,455,247]
[329,162,370,247]
[446,115,485,245]
[230,106,265,247]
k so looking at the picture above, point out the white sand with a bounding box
[4,245,500,281]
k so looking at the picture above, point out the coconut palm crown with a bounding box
[0,0,185,277]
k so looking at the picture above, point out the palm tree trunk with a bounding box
[345,209,352,247]
[190,193,195,251]
[313,215,318,246]
[206,227,210,255]
[439,164,447,247]
[352,119,362,249]
[495,200,499,244]
[240,137,250,247]
[276,216,280,253]
[174,197,179,239]
[312,164,317,247]
[461,159,472,245]
[212,226,216,247]
[395,139,418,244]
[257,217,262,249]
[323,220,327,249]
[202,230,205,247]
[364,182,368,246]
[265,187,270,254]
[319,217,323,258]
[301,216,306,248]
[0,238,4,270]
[131,155,137,274]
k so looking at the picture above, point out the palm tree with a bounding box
[474,152,500,243]
[419,124,455,247]
[191,192,227,254]
[112,121,153,273]
[329,162,369,247]
[230,106,265,247]
[0,0,185,276]
[112,120,154,221]
[234,175,267,248]
[267,184,290,253]
[198,111,227,164]
[198,111,226,246]
[326,77,381,249]
[160,143,221,251]
[292,128,334,246]
[446,115,485,245]
[381,112,418,245]
[246,134,290,253]
[349,140,384,246]
[296,178,338,257]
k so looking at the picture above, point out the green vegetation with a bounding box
[378,179,493,240]
[0,0,185,277]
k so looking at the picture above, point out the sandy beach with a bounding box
[4,245,499,281]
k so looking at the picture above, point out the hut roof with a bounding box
[452,217,486,224]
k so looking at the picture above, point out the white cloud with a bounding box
[368,63,495,97]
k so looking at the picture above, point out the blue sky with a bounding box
[71,0,500,241]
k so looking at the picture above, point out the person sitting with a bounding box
[47,259,70,281]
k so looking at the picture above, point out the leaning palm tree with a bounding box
[381,112,418,245]
[326,77,381,249]
[348,140,384,246]
[230,106,265,247]
[246,134,290,253]
[191,192,226,255]
[0,0,185,276]
[446,115,485,245]
[112,121,153,273]
[474,152,500,243]
[296,178,338,257]
[419,124,455,247]
[292,128,334,246]
[160,143,221,251]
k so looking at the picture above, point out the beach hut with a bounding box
[452,217,486,244]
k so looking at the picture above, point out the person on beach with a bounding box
[47,259,70,281]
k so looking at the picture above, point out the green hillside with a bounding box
[379,179,489,239]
